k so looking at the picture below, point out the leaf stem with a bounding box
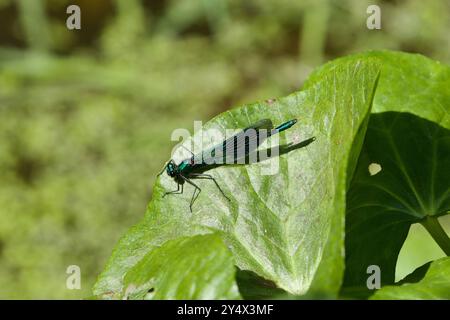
[420,216,450,256]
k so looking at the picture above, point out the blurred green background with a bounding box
[0,0,448,299]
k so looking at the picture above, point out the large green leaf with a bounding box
[371,257,450,300]
[344,113,449,297]
[121,234,240,300]
[93,59,381,298]
[304,51,450,126]
[307,51,450,297]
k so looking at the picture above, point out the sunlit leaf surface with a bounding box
[306,52,450,298]
[94,59,380,298]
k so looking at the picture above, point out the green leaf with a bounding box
[307,51,450,297]
[305,50,449,126]
[93,58,381,297]
[371,257,450,299]
[344,112,449,296]
[121,234,240,300]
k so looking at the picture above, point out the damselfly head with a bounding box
[166,160,178,177]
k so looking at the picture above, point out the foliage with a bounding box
[94,51,449,299]
[371,258,450,299]
[122,234,240,300]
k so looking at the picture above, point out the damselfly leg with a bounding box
[189,173,231,202]
[162,183,183,197]
[182,176,201,212]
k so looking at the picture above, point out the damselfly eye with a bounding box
[166,161,177,177]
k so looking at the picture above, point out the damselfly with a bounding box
[158,118,301,212]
